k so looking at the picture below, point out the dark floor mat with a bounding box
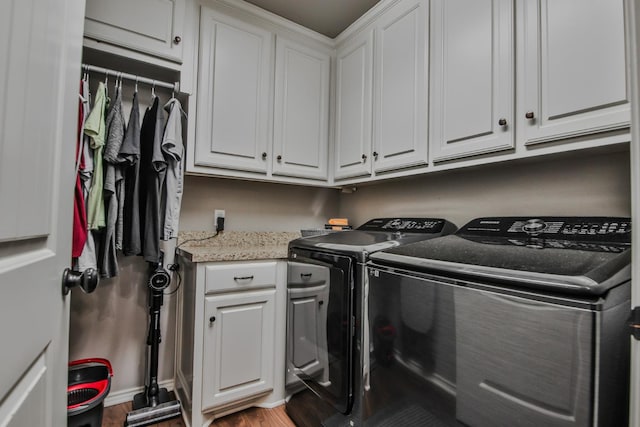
[366,402,449,427]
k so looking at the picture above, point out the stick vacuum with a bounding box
[125,259,182,426]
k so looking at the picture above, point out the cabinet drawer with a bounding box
[204,262,277,294]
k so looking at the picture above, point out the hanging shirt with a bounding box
[161,98,185,240]
[100,87,125,278]
[139,96,167,264]
[77,78,97,272]
[72,81,88,258]
[84,82,107,230]
[121,92,142,256]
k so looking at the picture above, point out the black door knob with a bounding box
[62,268,98,296]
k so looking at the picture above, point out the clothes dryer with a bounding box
[366,217,631,427]
[285,218,457,427]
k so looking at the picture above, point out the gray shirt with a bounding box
[101,87,125,278]
[121,92,142,256]
[140,96,166,264]
[161,98,185,240]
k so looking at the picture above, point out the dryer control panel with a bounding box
[460,217,631,244]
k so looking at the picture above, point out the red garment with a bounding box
[72,81,88,257]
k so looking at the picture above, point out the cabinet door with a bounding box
[519,0,629,146]
[430,0,514,162]
[372,0,428,173]
[273,37,330,180]
[84,0,185,62]
[202,289,276,410]
[334,30,374,180]
[195,8,272,174]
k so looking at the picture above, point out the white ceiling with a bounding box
[243,0,382,38]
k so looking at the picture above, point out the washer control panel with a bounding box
[461,217,631,244]
[358,217,448,233]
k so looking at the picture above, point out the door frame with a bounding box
[625,1,640,426]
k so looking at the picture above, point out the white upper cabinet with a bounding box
[273,36,331,180]
[84,0,185,62]
[430,0,514,162]
[372,0,429,173]
[334,30,374,180]
[194,8,273,174]
[518,0,629,146]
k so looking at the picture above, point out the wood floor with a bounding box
[101,401,296,427]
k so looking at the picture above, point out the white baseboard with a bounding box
[256,399,285,409]
[104,379,174,407]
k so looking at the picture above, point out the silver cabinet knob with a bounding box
[361,154,367,162]
[525,111,535,120]
[498,118,507,127]
[173,36,182,45]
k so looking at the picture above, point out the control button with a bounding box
[522,219,547,235]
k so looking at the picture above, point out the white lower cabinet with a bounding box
[202,289,276,410]
[175,259,286,427]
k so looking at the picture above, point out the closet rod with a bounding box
[82,63,179,93]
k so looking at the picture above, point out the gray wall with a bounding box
[69,175,340,396]
[69,143,630,398]
[340,147,631,228]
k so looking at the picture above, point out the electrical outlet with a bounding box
[214,209,225,232]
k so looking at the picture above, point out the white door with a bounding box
[372,0,429,173]
[0,0,84,425]
[430,0,514,162]
[625,2,640,426]
[84,0,185,62]
[272,36,330,181]
[334,30,374,180]
[195,8,273,174]
[518,0,629,146]
[201,289,276,411]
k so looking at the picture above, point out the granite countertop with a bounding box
[176,231,301,262]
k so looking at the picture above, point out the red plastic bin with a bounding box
[67,358,113,427]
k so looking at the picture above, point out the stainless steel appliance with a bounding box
[285,218,457,427]
[366,217,631,427]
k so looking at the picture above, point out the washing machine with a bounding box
[285,217,457,427]
[365,216,631,427]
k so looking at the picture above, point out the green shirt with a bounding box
[84,82,107,230]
